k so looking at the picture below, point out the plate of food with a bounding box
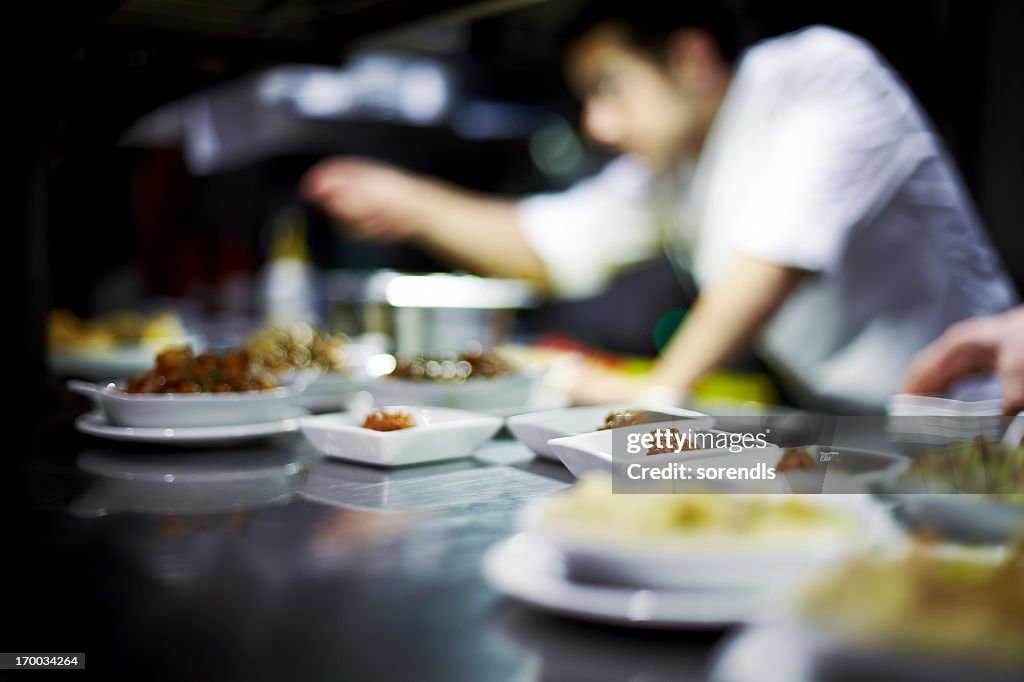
[507,405,714,461]
[68,346,304,428]
[779,544,1024,682]
[482,532,774,629]
[363,347,543,412]
[49,308,202,380]
[872,437,1024,543]
[771,445,910,493]
[244,323,365,411]
[518,473,901,590]
[299,405,503,467]
[546,422,782,487]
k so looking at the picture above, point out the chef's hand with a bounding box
[302,157,430,242]
[903,306,1024,415]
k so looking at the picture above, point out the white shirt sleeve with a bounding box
[724,32,931,274]
[517,156,662,298]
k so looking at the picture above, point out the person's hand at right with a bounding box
[903,306,1024,415]
[302,157,434,242]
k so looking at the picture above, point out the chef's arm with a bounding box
[649,254,808,393]
[410,181,551,289]
[303,157,551,288]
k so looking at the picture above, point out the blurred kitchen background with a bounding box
[16,0,1024,393]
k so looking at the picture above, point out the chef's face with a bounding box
[568,22,701,171]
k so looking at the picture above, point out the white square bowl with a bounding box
[506,404,715,460]
[299,406,503,467]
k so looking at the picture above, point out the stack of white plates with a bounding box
[886,394,1006,445]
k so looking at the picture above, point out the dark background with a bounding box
[16,0,1024,382]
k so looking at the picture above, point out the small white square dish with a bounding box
[507,404,715,460]
[299,405,503,467]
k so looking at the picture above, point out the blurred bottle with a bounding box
[261,207,318,327]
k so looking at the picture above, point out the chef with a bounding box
[304,1,1018,412]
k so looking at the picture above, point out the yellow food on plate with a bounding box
[541,474,855,546]
[49,308,187,352]
[800,544,1024,666]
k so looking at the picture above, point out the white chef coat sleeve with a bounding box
[516,156,662,299]
[727,68,927,273]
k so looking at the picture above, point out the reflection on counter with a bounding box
[71,446,313,518]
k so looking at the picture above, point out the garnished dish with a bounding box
[245,323,349,375]
[388,348,513,383]
[904,437,1024,496]
[800,544,1024,668]
[360,410,416,432]
[127,347,278,394]
[68,347,301,430]
[367,346,535,411]
[299,406,503,467]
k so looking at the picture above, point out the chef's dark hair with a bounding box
[562,0,742,65]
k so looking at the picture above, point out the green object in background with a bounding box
[651,306,779,405]
[692,372,779,406]
[653,308,688,352]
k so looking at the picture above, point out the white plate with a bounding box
[482,533,772,629]
[364,369,543,412]
[888,393,1004,416]
[506,404,715,461]
[75,408,308,445]
[68,379,305,428]
[887,393,1007,444]
[289,371,365,412]
[299,405,503,467]
[519,490,902,590]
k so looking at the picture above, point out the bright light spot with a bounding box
[294,73,355,117]
[365,354,398,377]
[398,63,448,123]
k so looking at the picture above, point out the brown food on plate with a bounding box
[245,323,349,373]
[777,448,819,472]
[598,409,653,431]
[389,348,513,383]
[361,410,416,432]
[645,427,700,455]
[126,347,278,394]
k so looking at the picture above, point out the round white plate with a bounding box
[75,407,309,445]
[482,533,771,629]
